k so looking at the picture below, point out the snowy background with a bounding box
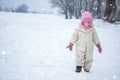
[0,0,52,12]
[0,11,120,80]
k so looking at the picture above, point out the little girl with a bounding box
[66,10,102,73]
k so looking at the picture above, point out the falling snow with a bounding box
[0,12,120,80]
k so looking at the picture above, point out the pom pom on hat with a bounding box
[80,10,93,23]
[81,10,85,13]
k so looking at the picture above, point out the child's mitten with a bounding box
[97,44,102,53]
[66,43,73,51]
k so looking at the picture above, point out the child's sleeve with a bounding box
[69,29,78,45]
[93,29,100,45]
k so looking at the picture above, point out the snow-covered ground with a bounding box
[0,12,120,80]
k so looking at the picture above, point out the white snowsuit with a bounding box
[69,27,100,70]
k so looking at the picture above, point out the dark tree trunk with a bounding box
[104,0,117,23]
[97,0,102,19]
[89,0,95,12]
[64,7,69,19]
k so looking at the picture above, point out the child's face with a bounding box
[83,21,93,27]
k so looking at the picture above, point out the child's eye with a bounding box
[88,22,92,24]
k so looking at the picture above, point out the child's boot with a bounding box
[84,69,90,72]
[75,66,82,73]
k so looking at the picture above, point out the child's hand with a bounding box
[97,44,102,53]
[66,43,73,51]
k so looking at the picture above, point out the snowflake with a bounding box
[2,51,6,55]
[42,8,46,11]
[112,75,117,79]
[110,4,112,6]
[6,27,9,30]
[102,2,105,5]
[113,6,115,8]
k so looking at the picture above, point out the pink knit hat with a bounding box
[81,10,93,23]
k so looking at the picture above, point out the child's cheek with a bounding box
[90,23,93,27]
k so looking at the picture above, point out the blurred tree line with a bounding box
[51,0,120,23]
[0,4,29,13]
